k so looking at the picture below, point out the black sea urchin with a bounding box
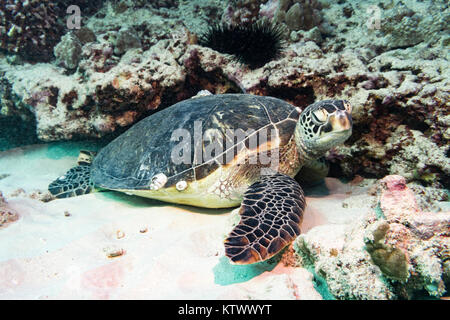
[199,21,286,69]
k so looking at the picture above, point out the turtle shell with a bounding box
[91,94,300,190]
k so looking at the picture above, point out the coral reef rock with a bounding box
[73,27,97,45]
[54,33,83,70]
[0,191,19,228]
[0,0,64,62]
[295,175,449,299]
[0,0,104,62]
[222,0,269,25]
[113,28,142,55]
[222,0,323,32]
[0,33,188,141]
[276,0,323,31]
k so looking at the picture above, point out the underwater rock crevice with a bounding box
[257,86,316,110]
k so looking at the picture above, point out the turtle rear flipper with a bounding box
[224,173,305,264]
[49,150,96,198]
[48,165,93,198]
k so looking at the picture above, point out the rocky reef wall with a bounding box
[1,0,448,188]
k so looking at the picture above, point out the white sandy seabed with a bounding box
[0,142,372,299]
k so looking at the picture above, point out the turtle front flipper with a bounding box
[48,151,96,198]
[224,173,305,264]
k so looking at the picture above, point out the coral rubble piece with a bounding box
[0,191,19,228]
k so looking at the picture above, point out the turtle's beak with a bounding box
[329,109,352,133]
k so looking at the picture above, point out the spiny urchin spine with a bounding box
[198,20,286,69]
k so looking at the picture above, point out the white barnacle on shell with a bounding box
[176,180,188,191]
[192,90,213,98]
[150,173,167,190]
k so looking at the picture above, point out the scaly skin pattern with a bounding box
[208,133,303,200]
[224,173,306,264]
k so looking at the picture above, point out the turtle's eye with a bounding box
[343,101,352,114]
[312,108,328,123]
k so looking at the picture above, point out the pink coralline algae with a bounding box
[379,175,419,219]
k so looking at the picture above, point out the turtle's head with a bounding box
[295,100,352,159]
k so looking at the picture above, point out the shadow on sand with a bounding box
[213,252,283,286]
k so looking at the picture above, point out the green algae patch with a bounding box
[368,246,409,281]
[293,239,335,300]
[374,203,385,220]
[307,266,335,300]
[365,222,410,282]
[213,256,279,285]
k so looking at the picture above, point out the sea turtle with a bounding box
[48,94,352,264]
